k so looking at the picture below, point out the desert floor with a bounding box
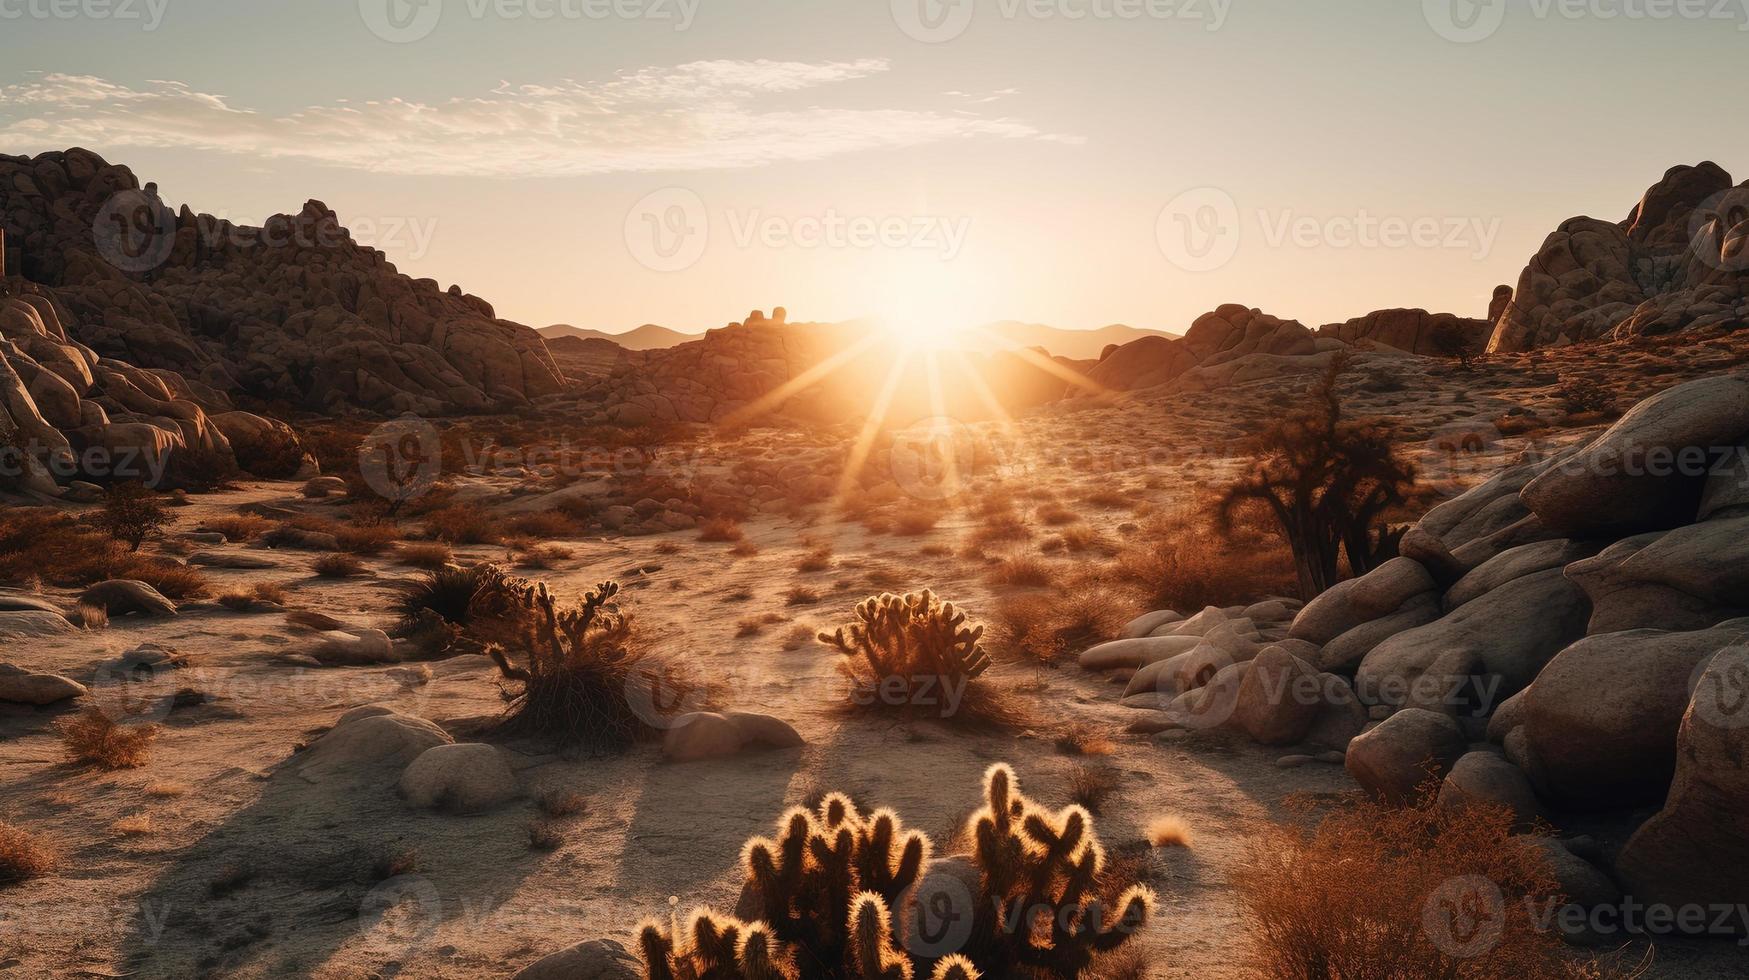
[6,338,1749,979]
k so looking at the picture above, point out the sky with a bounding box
[3,0,1747,336]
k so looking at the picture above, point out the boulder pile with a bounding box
[1,148,565,416]
[1488,162,1749,352]
[1089,372,1749,932]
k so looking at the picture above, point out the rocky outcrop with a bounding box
[1081,305,1320,394]
[1,148,564,416]
[1316,308,1492,356]
[1488,162,1749,352]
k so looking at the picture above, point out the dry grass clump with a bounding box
[969,507,1031,547]
[697,516,745,542]
[1067,763,1122,814]
[1116,504,1299,610]
[988,554,1053,587]
[1037,503,1078,526]
[217,581,288,611]
[1231,799,1608,979]
[68,602,108,630]
[527,821,564,851]
[796,541,834,573]
[0,821,55,886]
[423,503,501,544]
[56,709,158,769]
[1084,489,1130,509]
[508,540,573,570]
[396,541,454,568]
[311,553,371,578]
[537,789,588,818]
[200,514,270,542]
[332,520,402,555]
[988,591,1126,668]
[730,539,761,557]
[785,587,821,606]
[892,505,943,536]
[504,509,588,539]
[1055,724,1118,757]
[0,509,209,599]
[111,813,154,836]
[1146,816,1193,849]
[144,781,189,798]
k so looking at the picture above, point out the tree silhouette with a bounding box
[1217,353,1416,598]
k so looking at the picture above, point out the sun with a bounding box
[872,264,979,351]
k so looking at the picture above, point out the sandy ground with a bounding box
[6,337,1749,979]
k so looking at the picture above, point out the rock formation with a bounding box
[1489,162,1749,352]
[1315,307,1492,356]
[0,148,564,416]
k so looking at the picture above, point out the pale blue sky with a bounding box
[4,0,1746,334]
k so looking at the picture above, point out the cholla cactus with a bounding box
[964,764,1154,976]
[817,591,992,719]
[488,578,657,748]
[634,768,1147,980]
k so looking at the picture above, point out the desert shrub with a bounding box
[1036,504,1077,527]
[988,555,1052,587]
[232,425,307,479]
[697,517,744,542]
[730,539,760,557]
[969,508,1030,547]
[333,521,402,555]
[129,561,209,601]
[818,590,1017,727]
[1219,353,1416,597]
[396,541,454,568]
[217,581,287,611]
[1115,506,1297,611]
[785,587,821,606]
[56,709,157,769]
[538,790,588,818]
[1054,724,1116,757]
[1558,377,1616,417]
[989,590,1129,669]
[166,444,239,491]
[1084,490,1130,509]
[1067,763,1121,814]
[510,541,573,570]
[424,503,501,544]
[200,514,270,542]
[0,509,202,597]
[392,563,512,631]
[797,541,835,573]
[1231,798,1606,979]
[1146,816,1192,849]
[637,765,1153,980]
[505,509,589,539]
[68,602,108,630]
[311,553,370,578]
[893,506,942,536]
[1432,322,1480,371]
[98,482,171,551]
[0,821,55,886]
[488,579,681,750]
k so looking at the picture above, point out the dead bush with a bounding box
[424,504,501,544]
[396,541,454,568]
[56,709,157,769]
[1116,505,1297,610]
[989,588,1129,668]
[0,821,55,886]
[1232,798,1613,979]
[504,509,589,539]
[698,517,745,542]
[988,554,1053,587]
[311,553,371,579]
[199,514,270,542]
[1067,763,1122,814]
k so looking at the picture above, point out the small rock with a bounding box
[399,743,518,814]
[0,664,87,705]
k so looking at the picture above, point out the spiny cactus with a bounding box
[962,764,1154,976]
[634,768,1152,980]
[817,591,996,722]
[486,577,670,749]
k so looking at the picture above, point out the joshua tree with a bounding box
[1217,353,1416,598]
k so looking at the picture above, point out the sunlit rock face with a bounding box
[0,147,564,416]
[1488,162,1749,353]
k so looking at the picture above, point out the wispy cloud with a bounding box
[0,64,1076,178]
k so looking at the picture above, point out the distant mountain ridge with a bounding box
[542,319,1172,359]
[540,323,704,350]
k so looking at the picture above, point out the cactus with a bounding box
[962,764,1154,977]
[635,767,1153,979]
[485,577,674,749]
[817,591,994,721]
